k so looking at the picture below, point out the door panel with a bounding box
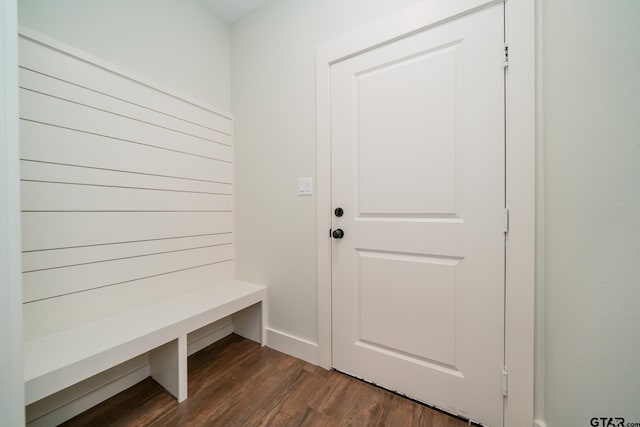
[357,42,459,216]
[357,250,459,366]
[331,5,505,426]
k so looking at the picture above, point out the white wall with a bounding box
[0,0,24,425]
[541,0,640,425]
[232,0,423,358]
[18,32,235,341]
[18,0,231,111]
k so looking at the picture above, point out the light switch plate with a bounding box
[298,177,313,196]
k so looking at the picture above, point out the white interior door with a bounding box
[330,5,505,426]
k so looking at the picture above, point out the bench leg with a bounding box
[232,302,264,345]
[149,336,187,402]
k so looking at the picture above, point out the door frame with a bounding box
[0,0,25,425]
[315,1,535,426]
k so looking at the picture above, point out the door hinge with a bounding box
[504,208,510,233]
[502,369,509,397]
[503,43,509,68]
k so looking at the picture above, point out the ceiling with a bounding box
[199,0,269,23]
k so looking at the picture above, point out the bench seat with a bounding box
[24,280,266,406]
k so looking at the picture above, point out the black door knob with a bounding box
[332,228,345,239]
[334,207,344,217]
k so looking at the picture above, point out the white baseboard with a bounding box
[265,327,319,365]
[533,420,547,427]
[26,319,234,426]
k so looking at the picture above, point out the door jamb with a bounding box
[0,0,25,425]
[315,1,534,426]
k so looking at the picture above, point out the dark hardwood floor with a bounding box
[61,334,469,426]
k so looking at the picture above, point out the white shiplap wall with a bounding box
[19,30,235,342]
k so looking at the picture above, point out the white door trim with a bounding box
[315,1,535,425]
[0,0,25,425]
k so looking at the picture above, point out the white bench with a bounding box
[24,280,266,406]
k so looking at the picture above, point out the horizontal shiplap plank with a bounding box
[20,121,232,183]
[19,35,232,134]
[20,89,231,161]
[23,245,234,303]
[21,181,233,212]
[20,161,232,195]
[23,261,235,341]
[20,68,231,145]
[22,233,234,272]
[22,212,233,251]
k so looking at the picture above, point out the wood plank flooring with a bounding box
[61,334,469,426]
